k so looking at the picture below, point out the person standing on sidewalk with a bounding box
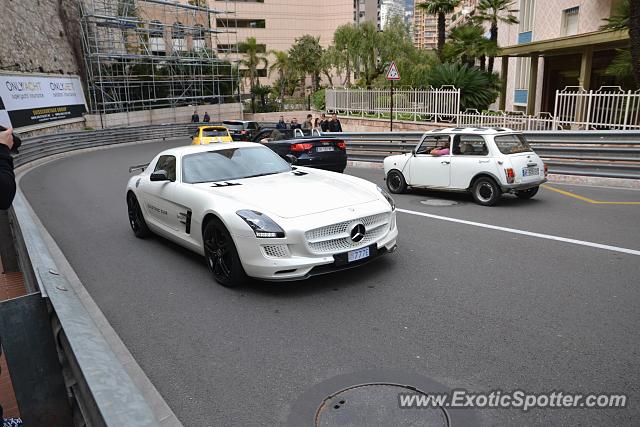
[328,113,343,132]
[0,127,16,210]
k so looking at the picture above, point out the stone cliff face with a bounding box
[1,0,83,77]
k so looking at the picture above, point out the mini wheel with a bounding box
[516,186,539,199]
[472,177,501,206]
[386,170,407,194]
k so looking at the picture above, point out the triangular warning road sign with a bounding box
[386,61,401,81]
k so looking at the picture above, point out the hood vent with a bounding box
[211,182,242,187]
[292,171,308,176]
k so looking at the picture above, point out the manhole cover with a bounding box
[420,199,458,206]
[316,384,449,427]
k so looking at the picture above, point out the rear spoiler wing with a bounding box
[129,163,149,173]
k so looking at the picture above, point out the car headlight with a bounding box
[236,210,285,238]
[377,186,395,211]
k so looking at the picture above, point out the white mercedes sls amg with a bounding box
[126,142,398,287]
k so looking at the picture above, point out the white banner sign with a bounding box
[0,73,87,129]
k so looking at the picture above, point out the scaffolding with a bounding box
[79,0,240,114]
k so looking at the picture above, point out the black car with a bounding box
[223,120,261,141]
[253,128,347,173]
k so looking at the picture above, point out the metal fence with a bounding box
[554,86,640,130]
[326,86,640,131]
[326,87,460,123]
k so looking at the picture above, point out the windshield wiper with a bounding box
[243,172,280,179]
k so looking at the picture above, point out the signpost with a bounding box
[385,61,400,131]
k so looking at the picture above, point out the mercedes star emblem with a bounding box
[350,223,366,242]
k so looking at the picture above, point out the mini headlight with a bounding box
[236,210,285,238]
[377,186,395,211]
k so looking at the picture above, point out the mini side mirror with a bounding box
[411,148,416,155]
[285,154,298,165]
[150,170,169,181]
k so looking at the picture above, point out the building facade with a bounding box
[355,0,382,28]
[496,0,630,114]
[380,0,405,29]
[412,0,477,49]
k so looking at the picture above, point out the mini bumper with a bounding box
[232,223,398,281]
[501,178,547,191]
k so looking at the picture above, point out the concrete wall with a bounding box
[85,103,243,129]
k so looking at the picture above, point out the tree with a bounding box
[427,63,500,110]
[268,50,291,99]
[417,0,462,60]
[333,24,360,85]
[444,24,498,70]
[238,37,268,92]
[472,0,519,74]
[601,0,639,88]
[288,35,324,93]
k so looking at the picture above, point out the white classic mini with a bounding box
[127,142,397,287]
[383,127,547,206]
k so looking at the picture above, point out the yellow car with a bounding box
[192,126,233,145]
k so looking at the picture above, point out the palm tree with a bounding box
[238,37,268,92]
[417,0,462,60]
[472,0,519,73]
[427,63,500,110]
[601,0,639,88]
[268,50,290,99]
[444,24,498,70]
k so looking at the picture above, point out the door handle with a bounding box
[441,160,450,164]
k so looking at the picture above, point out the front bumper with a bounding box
[232,220,398,281]
[501,178,547,192]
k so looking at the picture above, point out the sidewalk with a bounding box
[0,255,25,421]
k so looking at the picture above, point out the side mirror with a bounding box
[284,154,298,165]
[411,148,416,156]
[150,170,170,181]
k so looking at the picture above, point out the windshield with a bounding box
[494,134,533,155]
[182,146,291,183]
[223,121,245,130]
[202,129,228,137]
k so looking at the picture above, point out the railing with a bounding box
[554,86,640,130]
[326,86,640,131]
[326,87,460,123]
[325,130,640,180]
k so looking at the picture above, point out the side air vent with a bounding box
[292,171,308,176]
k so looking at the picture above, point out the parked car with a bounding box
[383,127,547,206]
[191,126,233,145]
[126,143,397,287]
[253,128,347,173]
[223,120,261,141]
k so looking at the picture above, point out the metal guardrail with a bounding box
[324,130,640,180]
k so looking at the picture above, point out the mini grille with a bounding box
[263,245,289,258]
[305,213,390,255]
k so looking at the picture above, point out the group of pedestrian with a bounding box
[275,113,342,132]
[191,111,211,123]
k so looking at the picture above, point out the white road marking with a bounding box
[397,208,640,257]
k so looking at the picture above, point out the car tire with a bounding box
[203,217,248,288]
[471,177,501,206]
[386,170,407,194]
[127,192,152,238]
[516,186,539,199]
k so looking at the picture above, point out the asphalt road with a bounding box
[21,140,640,426]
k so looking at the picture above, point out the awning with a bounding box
[498,29,629,58]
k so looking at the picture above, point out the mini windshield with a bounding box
[202,129,228,137]
[182,146,291,183]
[494,134,533,155]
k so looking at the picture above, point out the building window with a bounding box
[514,57,531,104]
[562,6,579,36]
[216,19,266,28]
[217,43,266,53]
[518,0,535,33]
